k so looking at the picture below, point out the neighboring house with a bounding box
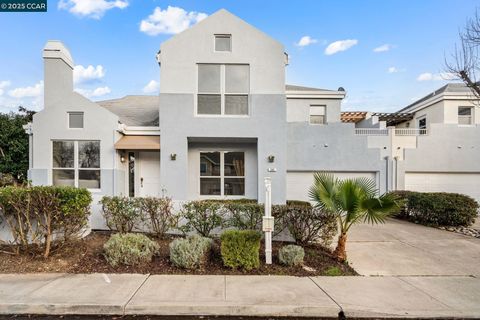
[351,83,480,203]
[24,9,479,229]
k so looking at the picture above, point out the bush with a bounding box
[138,197,177,238]
[220,229,262,270]
[272,203,337,246]
[324,266,343,276]
[225,202,264,231]
[169,235,212,269]
[0,173,17,187]
[100,196,141,233]
[104,233,159,267]
[0,185,91,257]
[392,191,479,227]
[278,244,305,266]
[178,200,225,237]
[286,200,312,207]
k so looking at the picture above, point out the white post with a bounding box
[263,177,273,264]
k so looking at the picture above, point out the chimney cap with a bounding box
[43,40,74,68]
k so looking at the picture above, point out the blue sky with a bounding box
[0,0,478,113]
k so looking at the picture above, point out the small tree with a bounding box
[309,172,401,262]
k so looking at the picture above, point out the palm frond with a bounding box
[354,177,378,198]
[308,172,338,212]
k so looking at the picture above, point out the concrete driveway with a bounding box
[346,218,480,276]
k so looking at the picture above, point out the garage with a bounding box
[405,172,480,203]
[287,171,378,202]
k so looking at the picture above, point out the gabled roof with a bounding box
[97,95,159,126]
[398,83,473,113]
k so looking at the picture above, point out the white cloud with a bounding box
[296,36,317,47]
[373,44,393,52]
[75,86,111,98]
[0,80,11,96]
[417,72,456,81]
[8,81,44,98]
[140,6,208,36]
[388,67,399,73]
[73,65,105,84]
[58,0,128,19]
[143,80,160,94]
[325,39,358,55]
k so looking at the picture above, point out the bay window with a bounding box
[52,140,100,189]
[197,64,249,116]
[200,151,245,196]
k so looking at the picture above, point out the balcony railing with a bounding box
[354,128,428,136]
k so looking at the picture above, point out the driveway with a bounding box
[346,218,480,276]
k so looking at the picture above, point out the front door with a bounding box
[128,151,160,197]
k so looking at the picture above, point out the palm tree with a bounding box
[309,172,401,262]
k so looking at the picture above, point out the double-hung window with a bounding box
[458,106,473,125]
[310,105,326,124]
[52,140,100,189]
[200,151,245,196]
[418,116,427,135]
[197,64,249,116]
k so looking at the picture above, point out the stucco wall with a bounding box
[286,98,342,123]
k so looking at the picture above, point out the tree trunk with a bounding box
[333,233,348,262]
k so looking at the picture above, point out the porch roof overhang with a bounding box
[114,135,160,150]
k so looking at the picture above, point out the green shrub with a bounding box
[104,233,159,267]
[225,202,264,231]
[272,203,337,245]
[169,235,212,269]
[392,191,479,227]
[324,266,343,276]
[0,185,91,257]
[178,200,225,237]
[0,173,17,187]
[220,229,262,270]
[138,197,177,238]
[278,244,305,266]
[286,200,312,207]
[100,196,141,233]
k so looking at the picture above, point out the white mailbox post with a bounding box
[263,177,274,264]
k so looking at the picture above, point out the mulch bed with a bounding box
[0,231,356,276]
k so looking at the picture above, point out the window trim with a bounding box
[51,140,101,192]
[458,106,474,126]
[68,111,84,129]
[309,105,327,125]
[214,34,232,52]
[195,64,250,118]
[199,150,246,198]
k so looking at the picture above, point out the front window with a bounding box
[418,116,427,135]
[458,106,473,125]
[215,34,231,52]
[68,112,84,129]
[200,151,245,196]
[310,105,326,124]
[52,140,100,189]
[197,64,249,116]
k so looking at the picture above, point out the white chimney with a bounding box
[43,40,74,107]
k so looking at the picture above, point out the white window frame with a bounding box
[68,111,84,129]
[309,105,327,125]
[458,106,474,126]
[199,150,245,198]
[52,140,101,192]
[214,34,232,52]
[195,64,250,118]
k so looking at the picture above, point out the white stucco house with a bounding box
[24,9,480,229]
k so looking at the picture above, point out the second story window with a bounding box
[458,106,473,125]
[197,64,249,116]
[418,116,427,134]
[309,105,326,124]
[215,34,231,52]
[68,112,84,129]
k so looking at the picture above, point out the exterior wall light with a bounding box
[120,153,126,163]
[268,155,275,163]
[170,153,177,160]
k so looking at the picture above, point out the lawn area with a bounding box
[0,231,356,276]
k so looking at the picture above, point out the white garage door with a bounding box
[287,171,377,201]
[405,172,480,203]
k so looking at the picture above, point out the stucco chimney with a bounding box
[43,40,74,107]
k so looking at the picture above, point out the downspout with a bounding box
[393,156,398,190]
[384,156,389,192]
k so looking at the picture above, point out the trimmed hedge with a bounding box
[169,235,212,269]
[220,229,262,270]
[100,196,142,233]
[392,191,479,227]
[0,185,91,256]
[178,200,225,237]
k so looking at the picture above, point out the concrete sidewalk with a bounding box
[1,273,479,318]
